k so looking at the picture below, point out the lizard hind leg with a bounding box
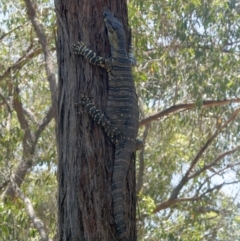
[75,95,123,145]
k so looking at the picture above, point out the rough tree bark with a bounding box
[54,1,136,240]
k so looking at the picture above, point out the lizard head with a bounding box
[103,11,126,50]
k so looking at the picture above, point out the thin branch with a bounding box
[189,145,240,180]
[12,86,35,157]
[143,41,239,56]
[154,180,240,214]
[139,98,240,127]
[169,107,240,200]
[199,181,239,198]
[3,105,55,200]
[195,206,220,214]
[0,24,27,41]
[24,0,58,111]
[23,108,38,124]
[136,124,150,194]
[35,105,54,141]
[0,47,42,82]
[14,43,34,64]
[0,179,10,192]
[195,172,217,196]
[210,161,240,177]
[169,131,219,200]
[2,88,34,200]
[154,196,200,213]
[13,87,33,144]
[0,89,12,113]
[2,0,57,200]
[10,177,53,241]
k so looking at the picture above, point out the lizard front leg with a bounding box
[72,41,109,69]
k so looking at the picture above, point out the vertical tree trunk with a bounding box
[54,1,136,240]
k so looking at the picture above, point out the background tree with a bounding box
[0,0,240,240]
[0,0,57,240]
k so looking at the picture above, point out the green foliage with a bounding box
[0,170,57,240]
[129,0,240,240]
[0,0,57,240]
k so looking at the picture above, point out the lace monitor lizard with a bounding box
[72,11,140,241]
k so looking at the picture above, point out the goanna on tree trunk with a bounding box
[54,0,137,240]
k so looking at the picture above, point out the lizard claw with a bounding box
[72,41,87,55]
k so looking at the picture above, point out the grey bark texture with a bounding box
[54,1,136,240]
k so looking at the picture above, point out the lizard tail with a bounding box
[112,148,131,241]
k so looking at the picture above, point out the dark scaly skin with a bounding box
[72,11,139,241]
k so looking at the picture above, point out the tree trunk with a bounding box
[54,1,136,240]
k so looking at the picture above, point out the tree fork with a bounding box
[54,1,136,240]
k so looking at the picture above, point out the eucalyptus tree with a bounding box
[0,0,240,240]
[0,0,57,240]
